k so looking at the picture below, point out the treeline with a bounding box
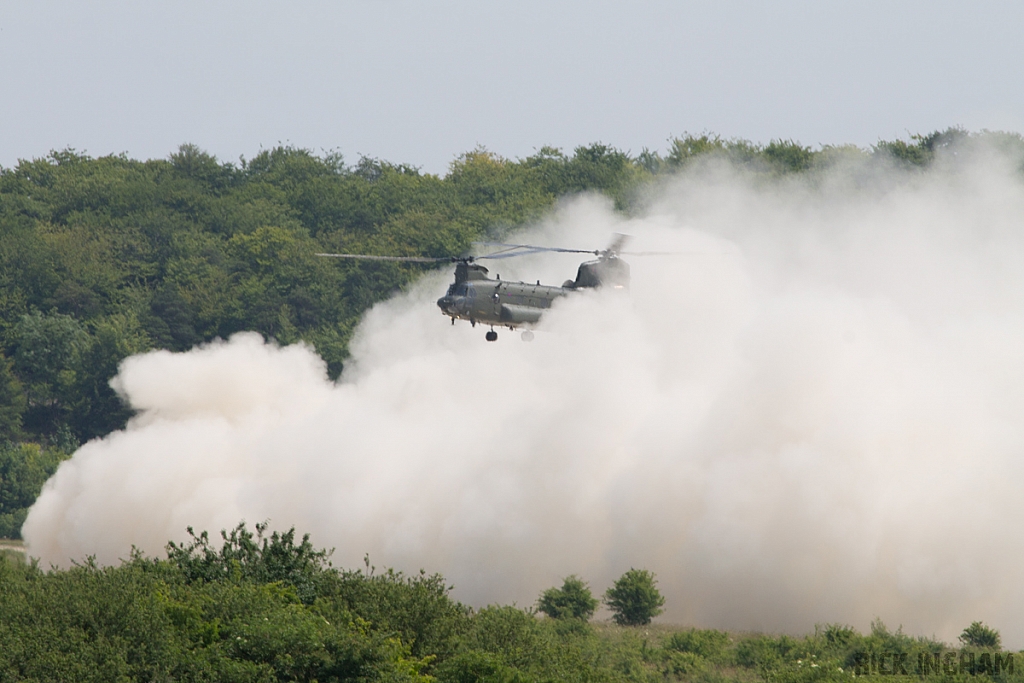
[0,524,1012,682]
[0,141,653,451]
[1,129,1022,538]
[647,127,1024,173]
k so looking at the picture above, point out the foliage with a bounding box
[7,310,88,425]
[1,131,1020,449]
[323,561,469,659]
[0,442,71,538]
[2,130,1023,515]
[604,568,665,626]
[0,353,25,440]
[0,520,1016,682]
[537,574,599,621]
[960,621,1001,649]
[166,521,333,603]
[0,551,432,682]
[763,139,815,173]
[664,628,732,663]
[0,141,655,448]
[872,127,972,168]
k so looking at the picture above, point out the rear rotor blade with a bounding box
[605,233,631,255]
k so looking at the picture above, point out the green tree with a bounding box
[537,575,598,621]
[65,326,141,441]
[6,310,88,435]
[8,310,87,391]
[0,443,71,538]
[763,139,814,173]
[604,568,665,626]
[0,353,26,440]
[666,133,728,167]
[959,621,1000,649]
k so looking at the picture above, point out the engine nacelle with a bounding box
[571,257,630,289]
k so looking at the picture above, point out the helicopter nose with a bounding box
[437,296,452,314]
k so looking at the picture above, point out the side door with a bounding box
[490,282,503,320]
[464,283,477,320]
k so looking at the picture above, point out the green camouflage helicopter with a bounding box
[319,234,663,341]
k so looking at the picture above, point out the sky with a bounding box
[2,1,1023,174]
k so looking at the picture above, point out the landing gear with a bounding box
[485,330,498,342]
[521,330,534,342]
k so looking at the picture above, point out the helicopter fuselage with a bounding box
[435,257,629,333]
[436,276,567,329]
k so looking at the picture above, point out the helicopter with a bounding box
[318,234,661,341]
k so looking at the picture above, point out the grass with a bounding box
[0,539,25,564]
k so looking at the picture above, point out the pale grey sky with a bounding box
[2,1,1022,174]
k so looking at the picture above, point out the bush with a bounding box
[323,562,468,659]
[819,623,856,649]
[604,568,665,626]
[665,651,706,676]
[665,628,731,662]
[537,575,598,621]
[960,621,1001,649]
[434,650,521,683]
[736,634,800,668]
[165,521,332,603]
[463,605,544,670]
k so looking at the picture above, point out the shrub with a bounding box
[537,575,598,621]
[665,628,731,662]
[165,522,332,603]
[960,621,1000,649]
[819,624,856,648]
[434,651,521,683]
[665,651,706,676]
[464,605,544,670]
[736,634,800,668]
[604,568,665,626]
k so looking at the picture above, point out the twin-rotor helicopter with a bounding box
[318,234,670,342]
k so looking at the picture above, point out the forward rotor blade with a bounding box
[621,250,730,256]
[475,247,553,260]
[316,253,450,263]
[473,241,600,256]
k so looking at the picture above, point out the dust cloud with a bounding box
[23,141,1024,645]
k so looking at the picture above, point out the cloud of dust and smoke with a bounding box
[23,142,1024,645]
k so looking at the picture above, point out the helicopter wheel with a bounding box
[521,330,534,342]
[485,330,498,342]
